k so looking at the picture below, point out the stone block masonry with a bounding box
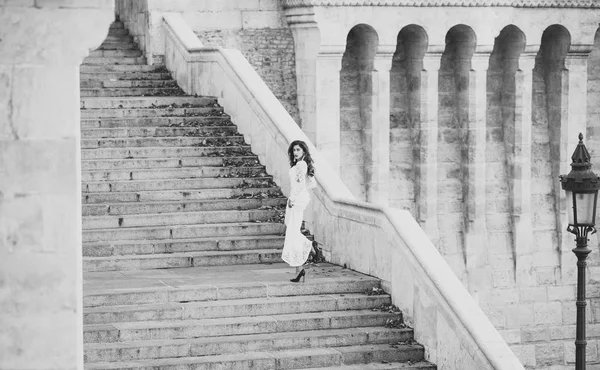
[195,28,300,125]
[0,1,114,369]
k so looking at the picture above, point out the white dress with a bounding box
[281,160,314,267]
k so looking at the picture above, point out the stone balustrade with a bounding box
[163,13,526,370]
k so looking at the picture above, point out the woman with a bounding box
[281,140,317,283]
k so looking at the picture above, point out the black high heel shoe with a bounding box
[312,241,323,263]
[290,269,306,283]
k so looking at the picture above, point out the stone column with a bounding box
[0,2,113,369]
[288,20,321,143]
[465,52,490,301]
[315,48,344,175]
[366,51,394,205]
[416,51,442,239]
[513,52,536,285]
[560,48,592,279]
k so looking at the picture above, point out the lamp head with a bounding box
[559,133,600,228]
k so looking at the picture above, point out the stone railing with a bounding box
[163,13,525,370]
[281,0,600,7]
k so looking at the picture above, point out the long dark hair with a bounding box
[287,140,315,177]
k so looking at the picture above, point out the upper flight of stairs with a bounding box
[80,20,436,370]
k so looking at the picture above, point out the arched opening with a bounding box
[437,25,476,268]
[532,25,570,250]
[587,26,600,157]
[586,27,600,255]
[389,25,428,213]
[486,25,526,259]
[340,24,379,201]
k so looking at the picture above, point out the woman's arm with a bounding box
[288,161,307,207]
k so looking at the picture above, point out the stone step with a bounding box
[81,165,265,182]
[82,234,285,257]
[98,42,138,50]
[83,310,399,343]
[80,79,178,89]
[81,87,185,98]
[82,196,284,215]
[80,96,217,109]
[83,56,147,65]
[80,72,171,81]
[107,29,128,36]
[82,222,284,243]
[82,249,284,272]
[89,49,143,58]
[81,145,249,160]
[80,64,167,73]
[83,327,410,363]
[81,135,244,149]
[83,208,280,229]
[299,362,436,370]
[81,126,237,139]
[82,187,280,203]
[80,116,231,129]
[84,294,392,325]
[84,344,425,370]
[109,22,124,29]
[104,35,134,43]
[81,155,256,171]
[81,106,223,118]
[82,177,276,193]
[83,272,381,308]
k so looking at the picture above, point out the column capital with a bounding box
[470,53,491,71]
[0,5,114,66]
[565,51,590,70]
[374,50,395,72]
[518,52,537,72]
[317,46,345,72]
[423,52,442,71]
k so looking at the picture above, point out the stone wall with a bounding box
[116,0,301,126]
[195,28,300,124]
[0,2,113,369]
[339,25,378,201]
[307,5,600,367]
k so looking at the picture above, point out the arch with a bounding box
[484,25,527,260]
[342,24,379,71]
[339,24,379,201]
[540,24,571,69]
[587,26,600,253]
[435,24,477,265]
[388,24,428,212]
[530,24,571,256]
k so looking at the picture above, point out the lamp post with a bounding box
[560,133,600,370]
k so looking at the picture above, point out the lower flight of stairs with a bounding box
[80,20,436,370]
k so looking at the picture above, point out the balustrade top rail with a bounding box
[281,0,600,8]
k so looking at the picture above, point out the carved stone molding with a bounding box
[282,0,600,8]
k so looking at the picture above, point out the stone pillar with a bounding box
[464,52,490,301]
[288,21,321,143]
[416,51,442,239]
[366,51,393,205]
[513,52,536,285]
[0,2,113,369]
[315,48,344,175]
[560,48,592,279]
[287,15,345,175]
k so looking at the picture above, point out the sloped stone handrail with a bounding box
[163,13,525,370]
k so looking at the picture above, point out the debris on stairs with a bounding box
[80,19,436,370]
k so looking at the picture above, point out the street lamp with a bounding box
[559,133,600,370]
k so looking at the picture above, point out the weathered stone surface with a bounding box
[0,2,113,369]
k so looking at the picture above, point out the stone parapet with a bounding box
[162,13,526,370]
[0,2,114,369]
[282,0,600,7]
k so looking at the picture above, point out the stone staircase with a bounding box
[80,20,436,370]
